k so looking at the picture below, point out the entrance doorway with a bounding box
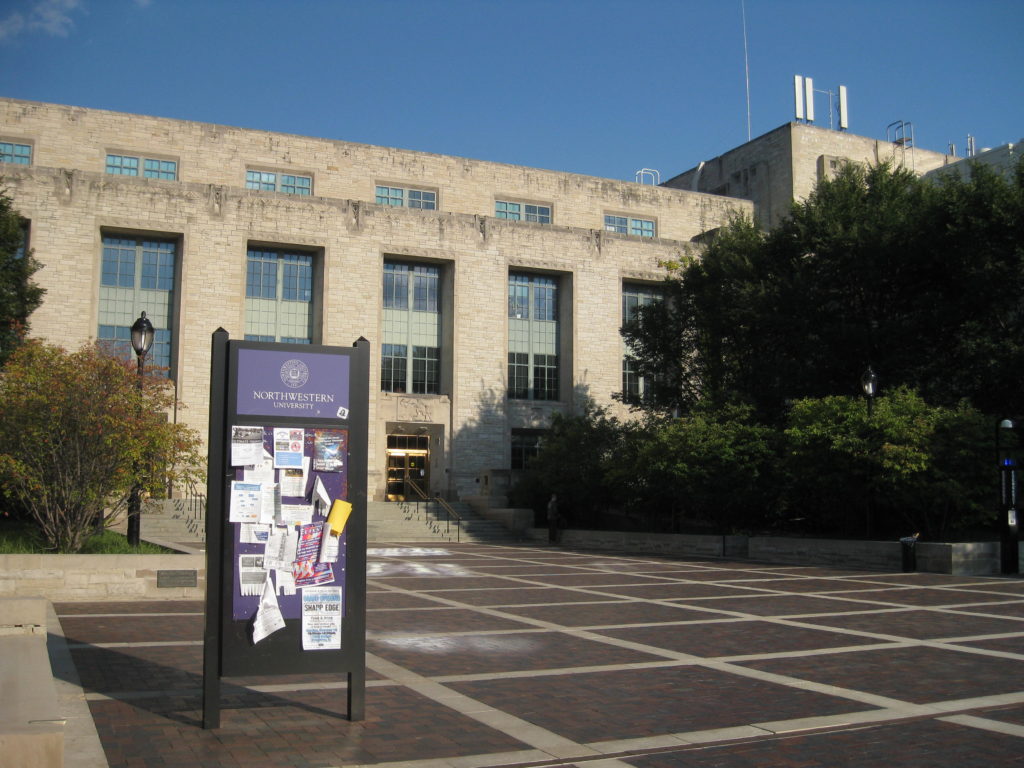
[386,433,430,501]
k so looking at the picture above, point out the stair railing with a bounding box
[406,480,461,542]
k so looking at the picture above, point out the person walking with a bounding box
[547,493,560,544]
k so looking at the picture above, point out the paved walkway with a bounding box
[50,543,1024,767]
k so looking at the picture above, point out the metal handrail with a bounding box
[406,480,461,542]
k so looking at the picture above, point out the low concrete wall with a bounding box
[0,598,63,768]
[0,554,205,601]
[526,528,1007,575]
[479,507,534,533]
[526,528,727,558]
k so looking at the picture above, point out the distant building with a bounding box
[923,139,1021,183]
[0,98,748,504]
[664,122,954,229]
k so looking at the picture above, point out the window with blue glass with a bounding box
[604,214,656,237]
[382,260,442,394]
[105,154,177,180]
[496,200,551,224]
[0,142,32,165]
[98,236,177,371]
[375,185,436,210]
[621,283,661,401]
[508,272,560,401]
[246,170,312,195]
[245,247,315,343]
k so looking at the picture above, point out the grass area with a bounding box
[0,518,177,554]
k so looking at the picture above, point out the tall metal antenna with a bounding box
[742,0,752,141]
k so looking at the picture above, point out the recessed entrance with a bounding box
[386,433,430,501]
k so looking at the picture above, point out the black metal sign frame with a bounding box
[202,331,369,728]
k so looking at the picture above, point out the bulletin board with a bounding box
[202,332,369,729]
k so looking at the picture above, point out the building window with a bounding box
[496,200,551,224]
[105,154,178,180]
[382,261,442,394]
[605,215,656,237]
[246,170,312,195]
[0,142,32,165]
[98,236,176,371]
[622,284,660,402]
[375,185,436,210]
[511,430,544,470]
[508,273,559,401]
[244,247,314,343]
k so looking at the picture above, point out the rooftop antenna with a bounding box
[794,75,848,131]
[742,0,752,141]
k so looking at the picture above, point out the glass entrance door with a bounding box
[385,434,430,501]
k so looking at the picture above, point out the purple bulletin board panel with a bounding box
[231,426,349,621]
[235,347,350,422]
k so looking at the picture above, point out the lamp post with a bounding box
[126,312,154,548]
[860,366,879,418]
[860,366,879,539]
[998,418,1020,574]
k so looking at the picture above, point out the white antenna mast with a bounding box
[742,0,752,141]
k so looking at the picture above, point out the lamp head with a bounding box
[860,366,879,398]
[130,312,155,358]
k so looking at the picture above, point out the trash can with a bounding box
[900,533,919,573]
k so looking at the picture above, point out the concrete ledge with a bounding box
[478,507,534,533]
[0,599,63,768]
[0,553,206,601]
[525,529,1006,575]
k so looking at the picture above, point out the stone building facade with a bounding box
[664,122,955,229]
[0,98,749,502]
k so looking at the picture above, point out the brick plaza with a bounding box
[54,543,1024,767]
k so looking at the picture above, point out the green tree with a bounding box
[0,340,204,552]
[0,188,44,365]
[622,159,1024,420]
[622,402,777,533]
[783,387,990,540]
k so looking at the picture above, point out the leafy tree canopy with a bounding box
[0,187,44,365]
[0,341,204,552]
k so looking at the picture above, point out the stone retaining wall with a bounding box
[525,529,1011,575]
[0,554,205,601]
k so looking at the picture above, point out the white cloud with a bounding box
[0,0,82,42]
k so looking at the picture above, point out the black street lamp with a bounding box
[998,418,1020,574]
[860,366,879,418]
[860,366,879,538]
[126,312,154,547]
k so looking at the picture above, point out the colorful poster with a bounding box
[313,429,346,472]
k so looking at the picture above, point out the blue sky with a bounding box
[1,0,1021,181]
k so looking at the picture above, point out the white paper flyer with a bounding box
[252,574,285,644]
[301,586,342,650]
[231,425,265,467]
[229,481,262,523]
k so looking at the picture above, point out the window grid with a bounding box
[511,431,543,471]
[98,236,176,371]
[508,273,559,401]
[106,155,139,175]
[622,284,660,402]
[244,247,314,343]
[605,215,655,237]
[381,343,408,393]
[247,170,312,195]
[381,261,443,394]
[0,142,32,164]
[496,200,551,224]
[143,158,177,180]
[412,346,440,394]
[376,186,436,210]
